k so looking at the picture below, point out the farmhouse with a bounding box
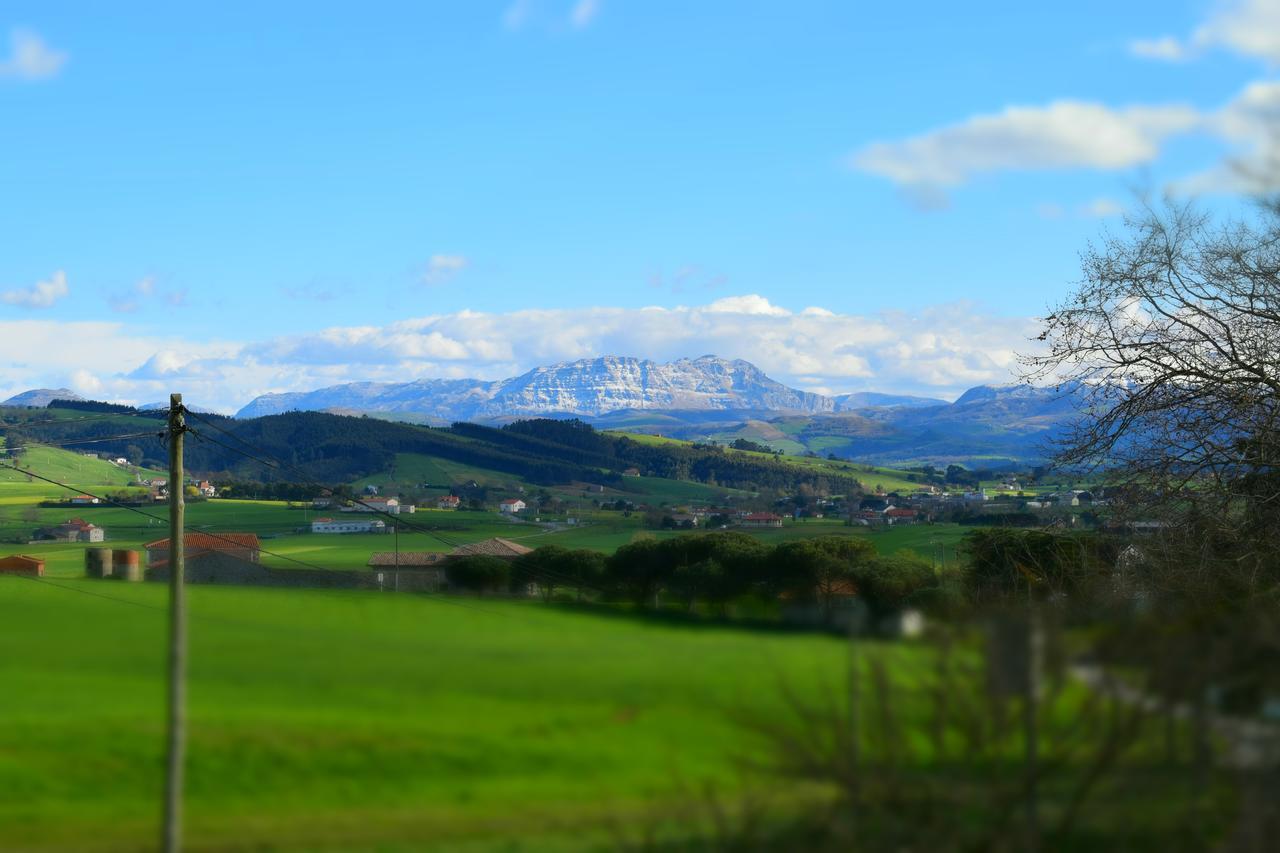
[436,495,461,510]
[312,517,387,534]
[69,495,100,505]
[622,467,641,477]
[145,532,260,567]
[885,507,919,525]
[366,552,449,591]
[36,518,105,543]
[499,499,526,514]
[851,509,885,526]
[198,480,217,497]
[449,537,534,559]
[345,496,401,514]
[0,554,45,576]
[741,512,784,528]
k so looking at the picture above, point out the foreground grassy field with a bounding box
[0,579,855,851]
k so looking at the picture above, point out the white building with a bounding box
[343,497,401,515]
[311,518,387,534]
[499,499,526,514]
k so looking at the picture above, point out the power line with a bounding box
[1,431,166,454]
[0,458,544,620]
[181,414,613,596]
[0,462,371,575]
[1,571,168,612]
[185,413,469,549]
[0,409,168,429]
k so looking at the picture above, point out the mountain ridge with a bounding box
[235,356,948,420]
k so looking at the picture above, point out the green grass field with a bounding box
[0,444,164,487]
[0,579,856,850]
[0,436,970,577]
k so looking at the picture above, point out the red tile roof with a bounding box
[448,537,533,558]
[144,533,260,551]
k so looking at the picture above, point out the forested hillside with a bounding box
[0,405,863,495]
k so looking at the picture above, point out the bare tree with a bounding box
[1025,198,1280,571]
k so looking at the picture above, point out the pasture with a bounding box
[0,578,854,850]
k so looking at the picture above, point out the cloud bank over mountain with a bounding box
[0,295,1039,414]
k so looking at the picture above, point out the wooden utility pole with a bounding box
[162,393,186,853]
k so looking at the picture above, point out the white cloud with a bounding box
[704,294,790,316]
[423,254,469,285]
[0,297,1043,413]
[1193,0,1280,64]
[569,0,600,29]
[1128,36,1190,62]
[0,29,68,80]
[1081,197,1125,217]
[1130,1,1280,65]
[2,270,69,309]
[1175,80,1280,193]
[850,101,1200,198]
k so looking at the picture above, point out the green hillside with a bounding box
[607,431,927,495]
[1,579,855,850]
[0,443,163,488]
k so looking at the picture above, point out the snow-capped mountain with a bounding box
[236,356,877,420]
[1,388,83,408]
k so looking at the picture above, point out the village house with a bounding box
[343,496,402,514]
[198,480,217,497]
[144,533,264,585]
[622,467,641,477]
[741,512,784,528]
[448,537,534,559]
[499,498,526,514]
[69,494,100,506]
[366,552,449,590]
[311,517,387,534]
[144,532,260,568]
[436,495,462,510]
[0,554,45,576]
[885,507,919,525]
[36,518,105,543]
[312,496,334,509]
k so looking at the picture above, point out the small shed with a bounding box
[0,554,45,577]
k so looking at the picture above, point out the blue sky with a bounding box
[2,1,1278,411]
